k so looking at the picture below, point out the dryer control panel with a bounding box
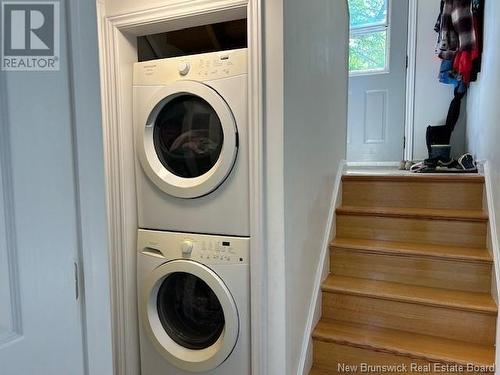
[138,229,249,265]
[133,48,247,86]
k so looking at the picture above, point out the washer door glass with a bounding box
[153,95,224,179]
[156,272,225,350]
[138,81,239,199]
[142,259,240,372]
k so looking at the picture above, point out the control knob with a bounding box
[178,62,190,76]
[181,240,194,256]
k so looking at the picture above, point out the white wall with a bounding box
[283,1,348,374]
[467,0,500,245]
[104,0,170,17]
[412,0,466,159]
[102,0,247,18]
[466,0,500,366]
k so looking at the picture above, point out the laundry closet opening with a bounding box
[137,19,247,61]
[132,10,252,375]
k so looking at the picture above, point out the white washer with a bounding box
[133,49,249,236]
[137,229,250,375]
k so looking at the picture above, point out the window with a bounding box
[349,0,389,74]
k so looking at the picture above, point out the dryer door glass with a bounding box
[153,95,224,178]
[157,272,225,350]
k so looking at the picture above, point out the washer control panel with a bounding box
[138,229,249,265]
[182,237,247,264]
[133,48,247,86]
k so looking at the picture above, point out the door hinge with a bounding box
[74,262,79,300]
[406,55,409,69]
[403,136,406,149]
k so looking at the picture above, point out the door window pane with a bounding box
[349,30,387,72]
[349,0,388,29]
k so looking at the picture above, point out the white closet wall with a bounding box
[467,0,500,269]
[263,1,349,374]
[283,2,348,374]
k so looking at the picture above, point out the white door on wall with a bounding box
[347,0,409,162]
[0,2,85,374]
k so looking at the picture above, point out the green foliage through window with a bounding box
[349,0,387,28]
[348,0,388,73]
[349,31,387,72]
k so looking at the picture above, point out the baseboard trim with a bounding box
[482,161,500,288]
[297,160,346,375]
[346,161,401,167]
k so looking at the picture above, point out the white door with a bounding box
[347,0,409,162]
[0,2,87,374]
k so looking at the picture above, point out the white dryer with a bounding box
[133,49,249,236]
[137,229,250,375]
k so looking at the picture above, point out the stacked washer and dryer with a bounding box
[133,48,250,374]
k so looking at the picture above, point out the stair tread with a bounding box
[322,275,497,314]
[337,206,488,222]
[342,174,485,183]
[331,238,492,263]
[312,319,495,366]
[309,367,331,375]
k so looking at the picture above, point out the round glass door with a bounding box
[156,272,225,350]
[137,81,238,199]
[153,95,224,179]
[141,260,239,372]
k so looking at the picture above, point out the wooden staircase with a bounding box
[310,174,497,374]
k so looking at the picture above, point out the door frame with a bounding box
[66,1,114,374]
[96,1,266,374]
[404,0,418,161]
[347,0,417,164]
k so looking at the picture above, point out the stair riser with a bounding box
[313,340,429,373]
[337,214,487,248]
[342,180,484,210]
[322,292,496,345]
[331,249,492,293]
[312,340,493,374]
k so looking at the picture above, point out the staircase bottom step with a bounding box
[312,319,494,373]
[309,366,332,375]
[312,341,493,374]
